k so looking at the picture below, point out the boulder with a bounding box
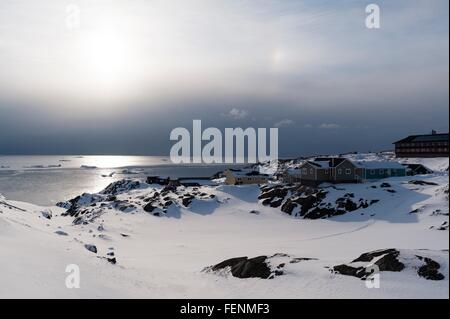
[84,244,97,254]
[211,256,272,279]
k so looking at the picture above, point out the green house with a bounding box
[354,161,407,180]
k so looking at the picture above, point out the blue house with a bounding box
[354,161,407,181]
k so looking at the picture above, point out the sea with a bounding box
[0,155,243,206]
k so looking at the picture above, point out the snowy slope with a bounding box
[0,155,448,298]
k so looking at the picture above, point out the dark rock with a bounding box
[269,199,283,208]
[408,180,439,186]
[417,256,444,280]
[41,210,52,219]
[290,257,318,263]
[280,200,297,215]
[352,248,398,262]
[258,187,288,200]
[330,248,450,282]
[164,200,173,207]
[372,251,404,272]
[84,244,97,254]
[211,256,272,279]
[143,203,157,212]
[333,249,405,279]
[333,264,366,278]
[182,195,195,207]
[101,180,142,195]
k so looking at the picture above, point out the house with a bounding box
[353,161,407,180]
[287,157,358,186]
[224,169,270,185]
[401,164,433,176]
[283,157,407,185]
[393,131,449,158]
[281,168,302,184]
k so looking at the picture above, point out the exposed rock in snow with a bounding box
[204,253,315,279]
[40,209,52,219]
[409,180,439,186]
[100,179,144,195]
[57,179,219,223]
[431,221,449,231]
[84,244,98,254]
[259,184,376,219]
[332,248,446,281]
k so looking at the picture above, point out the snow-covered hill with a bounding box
[0,154,448,298]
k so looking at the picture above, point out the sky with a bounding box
[0,0,448,156]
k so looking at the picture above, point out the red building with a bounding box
[393,131,449,158]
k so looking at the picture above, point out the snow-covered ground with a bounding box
[0,154,448,298]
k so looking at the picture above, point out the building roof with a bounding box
[308,160,331,168]
[393,133,449,144]
[307,157,348,169]
[227,169,269,177]
[354,161,406,169]
[401,163,433,172]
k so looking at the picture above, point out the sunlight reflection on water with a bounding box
[0,156,243,206]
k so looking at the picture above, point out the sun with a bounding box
[76,23,138,95]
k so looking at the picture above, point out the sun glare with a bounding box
[76,23,139,96]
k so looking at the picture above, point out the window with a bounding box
[370,169,375,175]
[379,169,384,175]
[310,168,313,174]
[302,168,307,174]
[338,169,342,174]
[324,169,329,174]
[345,168,351,175]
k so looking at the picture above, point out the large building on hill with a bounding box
[393,131,449,158]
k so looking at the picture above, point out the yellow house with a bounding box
[224,169,270,185]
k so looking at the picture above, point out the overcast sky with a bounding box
[0,0,448,156]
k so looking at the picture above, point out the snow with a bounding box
[0,153,448,298]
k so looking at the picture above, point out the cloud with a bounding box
[221,108,249,120]
[318,123,341,129]
[274,119,294,127]
[304,124,313,128]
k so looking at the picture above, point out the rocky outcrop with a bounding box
[203,253,316,279]
[259,184,376,219]
[57,179,218,223]
[209,256,272,279]
[100,180,143,195]
[408,180,439,186]
[417,256,445,280]
[332,249,446,281]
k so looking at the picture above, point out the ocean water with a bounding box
[0,156,242,206]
